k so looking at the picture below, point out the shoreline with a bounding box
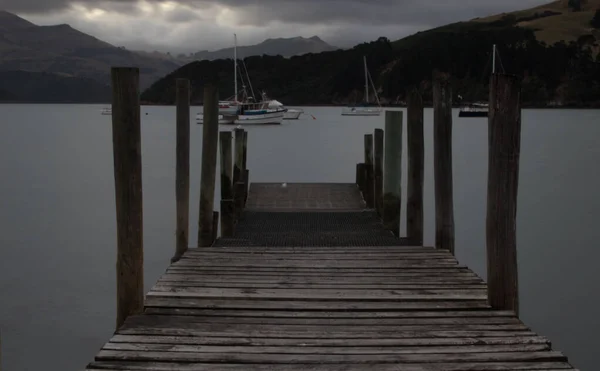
[1,102,598,109]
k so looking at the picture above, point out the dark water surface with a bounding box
[0,104,598,370]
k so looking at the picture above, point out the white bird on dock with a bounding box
[282,182,287,188]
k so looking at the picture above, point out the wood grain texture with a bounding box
[173,78,190,262]
[383,111,403,236]
[433,71,455,254]
[86,179,573,370]
[487,74,521,314]
[111,67,143,330]
[363,134,374,208]
[197,83,219,247]
[373,128,384,216]
[407,89,424,245]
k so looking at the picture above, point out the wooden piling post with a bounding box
[374,128,384,216]
[433,71,455,254]
[197,83,220,247]
[364,134,374,208]
[242,131,249,205]
[111,67,143,330]
[172,78,190,263]
[407,89,424,245]
[487,73,521,314]
[212,211,219,245]
[356,163,367,193]
[233,128,245,220]
[382,111,403,236]
[219,131,235,237]
[244,169,250,205]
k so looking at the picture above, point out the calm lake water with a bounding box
[0,104,598,370]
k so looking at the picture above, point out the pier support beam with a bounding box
[219,131,234,237]
[111,67,144,330]
[233,128,245,221]
[356,163,366,194]
[363,134,374,208]
[197,83,219,247]
[433,71,455,254]
[407,89,424,245]
[373,128,384,216]
[382,111,403,237]
[173,78,190,263]
[487,73,521,315]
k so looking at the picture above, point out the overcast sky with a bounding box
[5,0,551,53]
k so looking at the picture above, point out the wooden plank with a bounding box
[117,327,535,339]
[87,361,575,371]
[146,288,488,301]
[181,253,457,260]
[95,350,566,363]
[154,283,488,290]
[123,314,522,326]
[144,298,492,311]
[158,276,485,284]
[109,334,548,347]
[167,266,471,273]
[103,342,551,354]
[121,316,530,332]
[142,309,515,318]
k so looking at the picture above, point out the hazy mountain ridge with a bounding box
[190,36,338,61]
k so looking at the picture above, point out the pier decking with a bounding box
[86,183,575,371]
[86,70,577,370]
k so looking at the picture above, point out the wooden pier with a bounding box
[85,69,577,370]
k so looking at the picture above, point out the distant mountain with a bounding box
[0,10,182,102]
[191,36,338,61]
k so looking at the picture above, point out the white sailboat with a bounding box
[197,34,286,125]
[459,44,503,118]
[341,56,382,116]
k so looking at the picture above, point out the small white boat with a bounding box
[284,109,303,120]
[342,56,382,116]
[101,107,111,115]
[268,100,303,120]
[341,106,381,116]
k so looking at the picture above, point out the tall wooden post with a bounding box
[233,128,245,220]
[373,128,384,216]
[242,131,249,205]
[364,134,374,208]
[197,83,219,247]
[212,211,219,245]
[172,78,190,263]
[382,111,403,236]
[487,73,521,314]
[219,131,234,237]
[407,89,424,245]
[433,71,455,254]
[111,67,143,330]
[356,163,366,193]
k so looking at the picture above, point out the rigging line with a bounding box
[367,69,382,107]
[241,58,256,101]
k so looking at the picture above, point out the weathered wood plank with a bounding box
[142,309,515,318]
[144,297,491,310]
[145,287,488,301]
[103,342,550,354]
[95,350,566,363]
[126,313,522,325]
[109,334,547,347]
[154,283,487,290]
[87,361,575,371]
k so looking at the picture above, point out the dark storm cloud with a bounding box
[4,0,552,25]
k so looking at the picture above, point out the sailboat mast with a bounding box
[364,56,369,103]
[492,44,496,74]
[234,34,238,103]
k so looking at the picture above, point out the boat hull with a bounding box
[341,107,381,116]
[458,111,488,118]
[196,114,236,125]
[284,110,303,120]
[235,111,284,125]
